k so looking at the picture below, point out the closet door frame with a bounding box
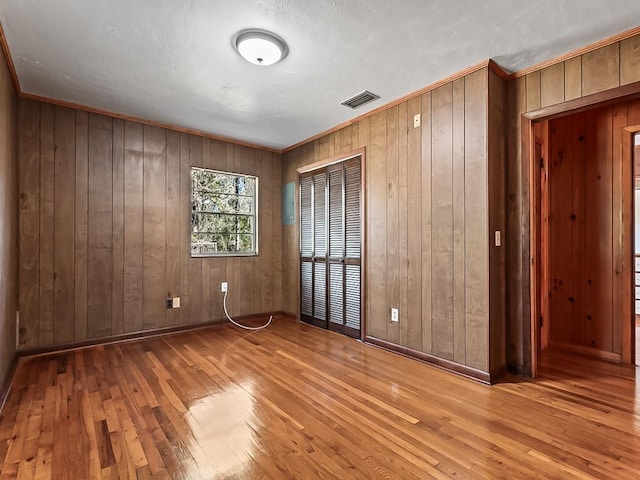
[297,148,366,341]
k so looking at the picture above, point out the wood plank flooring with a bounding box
[0,316,639,479]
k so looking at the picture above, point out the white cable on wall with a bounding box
[223,289,272,330]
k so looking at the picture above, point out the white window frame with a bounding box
[190,167,259,257]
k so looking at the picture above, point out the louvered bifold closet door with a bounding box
[300,171,328,329]
[343,159,361,337]
[313,172,327,324]
[300,156,361,337]
[300,175,313,317]
[328,166,345,329]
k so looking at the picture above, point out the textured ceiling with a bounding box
[1,1,640,149]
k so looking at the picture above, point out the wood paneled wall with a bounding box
[547,101,640,358]
[283,68,507,378]
[0,46,17,388]
[17,99,282,350]
[508,33,640,372]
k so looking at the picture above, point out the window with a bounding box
[191,167,258,256]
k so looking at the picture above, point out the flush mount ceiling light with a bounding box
[233,29,289,66]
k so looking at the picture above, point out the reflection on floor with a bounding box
[1,316,639,479]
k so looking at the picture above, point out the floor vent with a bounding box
[340,90,380,109]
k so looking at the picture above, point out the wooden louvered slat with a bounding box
[314,263,326,321]
[301,261,312,316]
[345,264,360,331]
[313,172,327,257]
[329,263,344,325]
[300,175,313,257]
[329,168,344,258]
[345,162,361,259]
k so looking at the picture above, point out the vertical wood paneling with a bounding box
[611,103,627,355]
[260,150,274,315]
[525,71,541,112]
[18,100,40,349]
[452,78,466,364]
[53,106,76,344]
[386,106,400,344]
[142,126,166,331]
[188,135,203,324]
[564,57,582,101]
[39,104,55,346]
[165,131,180,326]
[488,71,507,375]
[406,96,422,352]
[464,70,489,371]
[506,77,526,371]
[571,114,586,346]
[242,147,261,315]
[123,121,144,333]
[271,152,283,312]
[620,36,640,85]
[369,112,387,339]
[398,102,409,347]
[18,101,283,350]
[74,111,88,342]
[248,147,262,314]
[178,133,190,325]
[582,44,620,96]
[111,118,125,336]
[549,115,574,344]
[314,135,330,162]
[540,63,565,108]
[431,84,454,360]
[0,54,17,387]
[87,114,113,339]
[585,107,613,352]
[419,92,432,354]
[202,137,211,169]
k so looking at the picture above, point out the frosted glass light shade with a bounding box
[234,30,288,66]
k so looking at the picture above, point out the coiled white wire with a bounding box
[223,289,272,330]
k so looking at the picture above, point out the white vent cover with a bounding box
[340,90,380,109]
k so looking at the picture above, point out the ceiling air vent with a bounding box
[340,90,380,109]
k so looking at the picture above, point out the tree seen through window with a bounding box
[191,167,257,255]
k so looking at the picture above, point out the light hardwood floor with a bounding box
[0,316,639,479]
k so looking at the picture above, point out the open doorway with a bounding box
[531,100,639,372]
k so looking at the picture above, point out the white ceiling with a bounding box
[1,1,640,150]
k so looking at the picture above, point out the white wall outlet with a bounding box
[221,281,228,292]
[172,297,181,308]
[495,230,501,247]
[391,307,399,323]
[413,114,421,128]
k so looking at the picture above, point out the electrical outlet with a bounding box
[221,281,228,292]
[172,297,181,308]
[166,298,173,309]
[391,308,399,323]
[413,114,421,128]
